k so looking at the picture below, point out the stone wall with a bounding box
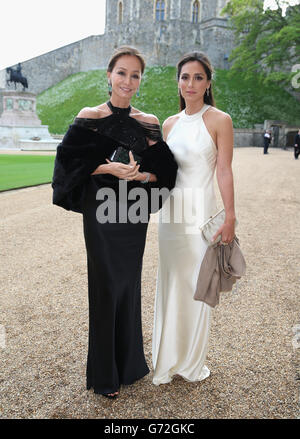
[233,126,299,148]
[0,0,234,95]
[234,128,264,148]
[0,36,106,95]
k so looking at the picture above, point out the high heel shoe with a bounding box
[102,390,119,399]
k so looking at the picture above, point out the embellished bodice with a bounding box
[52,102,178,213]
[74,101,163,155]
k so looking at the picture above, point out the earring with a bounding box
[206,88,210,97]
[178,88,181,96]
[136,88,140,98]
[108,81,112,95]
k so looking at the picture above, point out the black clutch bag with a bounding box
[110,146,142,165]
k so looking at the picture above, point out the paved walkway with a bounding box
[0,149,56,155]
[0,147,299,419]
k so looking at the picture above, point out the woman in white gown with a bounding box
[152,52,236,385]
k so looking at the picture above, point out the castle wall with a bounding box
[170,0,181,19]
[0,35,107,95]
[0,0,234,95]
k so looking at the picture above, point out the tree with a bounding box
[222,0,300,87]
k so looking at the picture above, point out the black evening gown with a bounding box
[52,102,178,394]
[83,176,150,393]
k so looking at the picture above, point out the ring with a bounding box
[220,241,228,246]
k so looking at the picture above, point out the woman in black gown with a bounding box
[52,46,178,398]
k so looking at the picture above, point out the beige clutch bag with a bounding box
[199,209,238,246]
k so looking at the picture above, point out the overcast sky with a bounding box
[0,0,298,71]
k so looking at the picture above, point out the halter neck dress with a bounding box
[152,104,218,385]
[75,103,162,394]
[52,101,178,395]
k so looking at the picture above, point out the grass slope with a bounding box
[37,67,300,134]
[0,155,55,191]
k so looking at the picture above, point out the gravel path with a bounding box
[0,147,299,419]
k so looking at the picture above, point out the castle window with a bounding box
[192,1,200,23]
[155,0,165,21]
[118,1,123,24]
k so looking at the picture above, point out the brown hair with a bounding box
[176,52,215,111]
[107,46,146,74]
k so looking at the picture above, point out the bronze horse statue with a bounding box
[6,64,28,91]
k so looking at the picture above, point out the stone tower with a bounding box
[104,0,233,68]
[0,0,234,94]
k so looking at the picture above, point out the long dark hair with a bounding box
[176,52,215,111]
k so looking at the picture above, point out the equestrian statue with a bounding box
[6,63,28,91]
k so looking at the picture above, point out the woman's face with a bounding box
[107,55,142,100]
[178,60,211,104]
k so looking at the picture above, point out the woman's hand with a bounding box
[91,151,140,180]
[127,152,158,183]
[105,158,140,181]
[213,111,236,245]
[212,218,236,245]
[91,151,157,183]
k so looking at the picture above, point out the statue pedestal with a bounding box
[0,89,59,150]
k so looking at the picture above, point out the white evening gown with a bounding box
[152,104,218,385]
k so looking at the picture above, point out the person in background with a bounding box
[294,129,300,159]
[263,129,272,154]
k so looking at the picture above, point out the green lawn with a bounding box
[0,154,55,191]
[2,65,300,191]
[37,66,300,134]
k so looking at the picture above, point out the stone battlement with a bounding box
[0,1,234,95]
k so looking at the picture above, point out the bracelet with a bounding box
[141,172,150,184]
